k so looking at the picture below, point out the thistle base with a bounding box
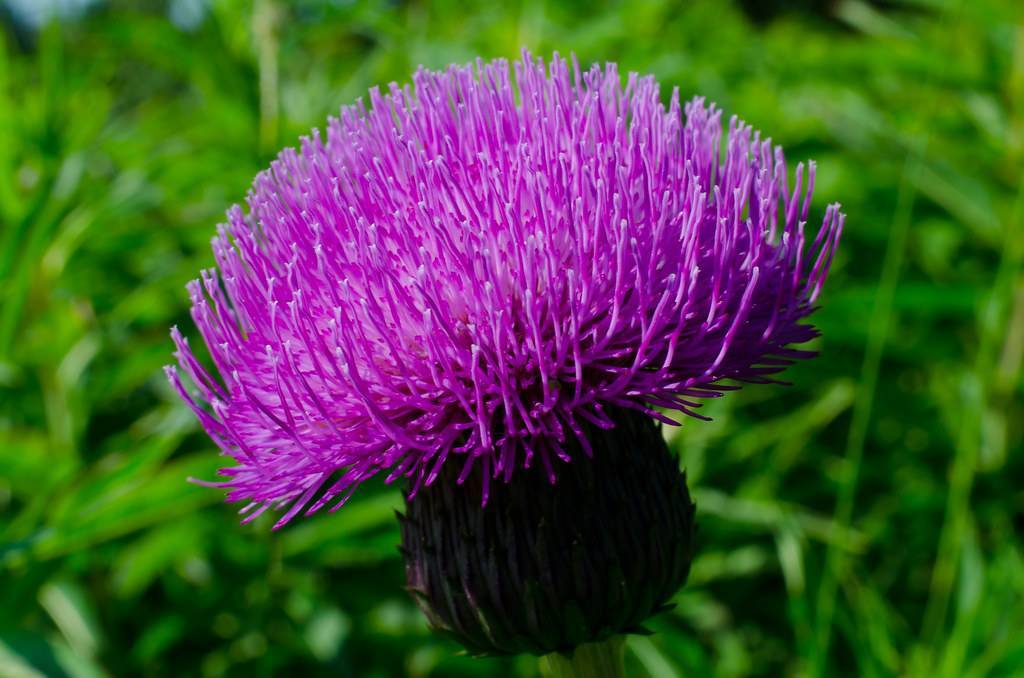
[400,406,697,657]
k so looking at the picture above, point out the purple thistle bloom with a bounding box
[167,53,843,529]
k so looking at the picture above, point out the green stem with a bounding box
[539,637,626,678]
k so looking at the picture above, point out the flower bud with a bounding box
[400,408,696,656]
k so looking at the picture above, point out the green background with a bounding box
[1,0,1022,675]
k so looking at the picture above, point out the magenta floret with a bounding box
[167,53,843,527]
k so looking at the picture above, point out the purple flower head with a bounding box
[167,53,843,528]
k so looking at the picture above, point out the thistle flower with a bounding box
[167,52,842,664]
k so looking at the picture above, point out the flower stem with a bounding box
[539,637,626,678]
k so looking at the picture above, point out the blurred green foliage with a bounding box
[1,0,1022,676]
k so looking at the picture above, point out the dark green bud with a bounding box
[399,407,697,656]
